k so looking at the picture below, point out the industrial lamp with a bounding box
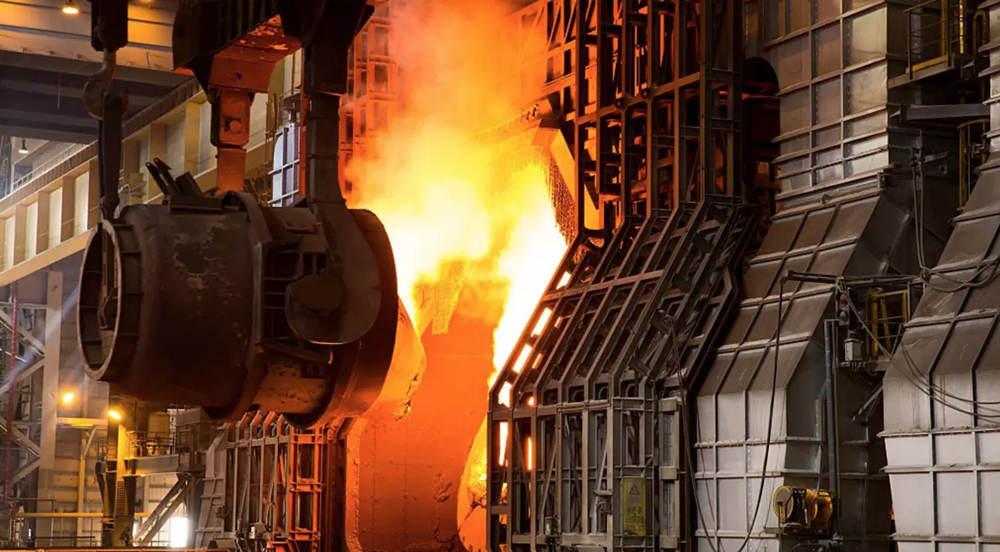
[60,390,75,406]
[62,0,79,15]
[17,139,27,155]
[107,408,123,421]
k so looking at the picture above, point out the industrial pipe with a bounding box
[823,319,840,534]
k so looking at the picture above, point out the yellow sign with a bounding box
[622,477,646,536]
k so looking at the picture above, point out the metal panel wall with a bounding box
[760,0,903,207]
[695,191,905,552]
[882,3,1000,551]
[694,2,961,552]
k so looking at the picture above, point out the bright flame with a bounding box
[346,0,563,342]
[343,1,566,550]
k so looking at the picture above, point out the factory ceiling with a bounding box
[0,0,190,143]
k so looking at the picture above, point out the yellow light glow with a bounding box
[107,409,123,421]
[61,1,79,15]
[60,391,75,405]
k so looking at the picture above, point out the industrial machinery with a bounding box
[772,486,834,533]
[46,0,1000,551]
[78,1,405,427]
[74,1,420,547]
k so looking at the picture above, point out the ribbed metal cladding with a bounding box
[882,1,1000,550]
[762,0,897,208]
[695,192,906,552]
[695,1,956,551]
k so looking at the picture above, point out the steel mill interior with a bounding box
[0,1,997,552]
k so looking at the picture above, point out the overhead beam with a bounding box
[0,70,179,103]
[0,112,96,135]
[0,51,186,88]
[0,89,91,120]
[0,124,94,144]
[0,1,176,72]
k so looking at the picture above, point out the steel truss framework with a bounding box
[197,414,338,552]
[487,1,751,550]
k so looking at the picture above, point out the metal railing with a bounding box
[7,143,90,198]
[867,287,914,360]
[127,431,177,458]
[905,0,970,75]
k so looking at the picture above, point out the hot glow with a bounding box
[531,308,552,336]
[497,422,509,467]
[107,409,122,421]
[524,436,534,471]
[345,0,563,342]
[60,391,75,406]
[498,382,513,408]
[511,345,533,375]
[168,517,188,548]
[343,1,565,550]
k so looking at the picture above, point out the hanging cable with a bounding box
[845,296,1000,421]
[734,275,783,552]
[910,149,1000,292]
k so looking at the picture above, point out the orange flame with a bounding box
[344,1,565,549]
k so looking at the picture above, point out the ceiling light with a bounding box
[17,139,27,155]
[60,391,75,405]
[62,0,79,15]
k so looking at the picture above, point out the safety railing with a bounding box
[867,287,913,360]
[905,0,970,76]
[127,431,177,458]
[5,143,90,199]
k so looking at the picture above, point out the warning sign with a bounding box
[622,478,647,536]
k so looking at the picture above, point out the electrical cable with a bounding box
[733,275,783,552]
[845,296,1000,412]
[910,152,1000,292]
[680,400,720,552]
[845,297,1000,421]
[663,318,720,552]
